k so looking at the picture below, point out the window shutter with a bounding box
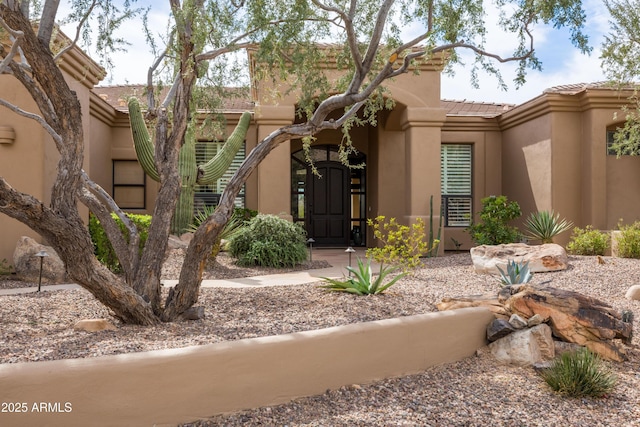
[441,144,472,226]
[195,140,246,207]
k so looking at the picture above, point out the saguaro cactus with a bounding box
[128,98,251,234]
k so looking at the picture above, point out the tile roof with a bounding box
[441,99,514,117]
[93,85,255,113]
[542,81,630,95]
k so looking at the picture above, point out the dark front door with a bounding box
[307,162,350,246]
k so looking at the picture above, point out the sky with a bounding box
[65,0,613,107]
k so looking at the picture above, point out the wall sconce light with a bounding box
[0,126,16,144]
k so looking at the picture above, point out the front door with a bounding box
[307,162,350,246]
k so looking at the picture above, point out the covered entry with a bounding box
[291,145,366,247]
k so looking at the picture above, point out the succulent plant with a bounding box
[496,259,533,286]
[128,98,251,234]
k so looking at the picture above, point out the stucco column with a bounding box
[254,104,295,218]
[401,107,446,249]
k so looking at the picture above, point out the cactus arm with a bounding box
[128,98,161,182]
[197,111,251,185]
[171,127,198,234]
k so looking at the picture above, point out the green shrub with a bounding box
[566,225,610,256]
[616,221,640,258]
[228,214,307,267]
[540,348,617,398]
[366,216,436,271]
[187,206,254,256]
[466,195,522,245]
[524,210,573,244]
[89,213,152,272]
[0,258,12,275]
[320,257,406,295]
[496,260,533,286]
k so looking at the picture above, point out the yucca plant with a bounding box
[540,348,617,398]
[187,206,247,257]
[320,257,406,295]
[525,210,573,244]
[496,259,533,286]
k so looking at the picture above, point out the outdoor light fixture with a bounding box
[307,238,315,262]
[34,250,49,292]
[345,246,356,276]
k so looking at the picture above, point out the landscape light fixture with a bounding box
[345,246,356,276]
[307,238,315,262]
[34,250,49,292]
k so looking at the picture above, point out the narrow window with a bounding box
[441,144,472,227]
[113,160,146,209]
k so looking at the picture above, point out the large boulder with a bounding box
[504,285,633,362]
[13,236,66,284]
[470,243,568,274]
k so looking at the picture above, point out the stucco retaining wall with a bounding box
[0,307,494,426]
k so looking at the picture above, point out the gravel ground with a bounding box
[2,252,640,426]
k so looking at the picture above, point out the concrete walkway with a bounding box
[0,248,372,295]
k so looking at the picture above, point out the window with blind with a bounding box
[441,144,472,227]
[194,140,246,211]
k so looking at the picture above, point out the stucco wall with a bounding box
[0,307,493,427]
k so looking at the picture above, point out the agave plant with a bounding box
[320,257,406,295]
[496,259,533,286]
[187,205,247,257]
[525,210,574,244]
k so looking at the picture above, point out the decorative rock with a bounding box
[554,340,583,356]
[508,313,528,329]
[13,236,66,284]
[504,285,632,362]
[487,318,515,342]
[488,324,555,366]
[73,319,117,332]
[470,243,569,274]
[436,294,509,318]
[168,235,190,250]
[625,285,640,301]
[179,306,205,321]
[527,313,547,327]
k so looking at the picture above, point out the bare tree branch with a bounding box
[54,0,98,62]
[38,0,61,46]
[0,97,62,146]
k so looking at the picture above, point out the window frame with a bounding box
[440,143,473,228]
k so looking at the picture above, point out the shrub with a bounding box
[616,221,640,259]
[320,257,406,295]
[228,214,307,267]
[0,258,12,275]
[366,216,436,271]
[524,210,573,244]
[496,260,533,286]
[540,348,617,398]
[466,195,522,245]
[566,226,610,256]
[187,206,255,256]
[89,213,152,272]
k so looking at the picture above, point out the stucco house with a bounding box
[1,41,639,263]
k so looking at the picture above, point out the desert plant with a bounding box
[187,206,253,256]
[228,214,307,267]
[320,257,406,295]
[129,98,251,235]
[615,221,640,259]
[366,216,437,271]
[0,258,12,275]
[566,226,610,256]
[89,213,152,272]
[540,348,617,398]
[496,260,533,286]
[466,195,522,245]
[525,210,573,244]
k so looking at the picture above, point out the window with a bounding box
[441,144,472,227]
[194,140,246,211]
[113,160,146,209]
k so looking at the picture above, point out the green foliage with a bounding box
[366,216,437,271]
[540,348,617,398]
[466,196,522,245]
[0,258,12,275]
[187,206,256,257]
[320,257,406,295]
[566,226,610,256]
[524,210,574,244]
[228,214,307,267]
[496,260,533,286]
[615,221,640,258]
[89,213,152,272]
